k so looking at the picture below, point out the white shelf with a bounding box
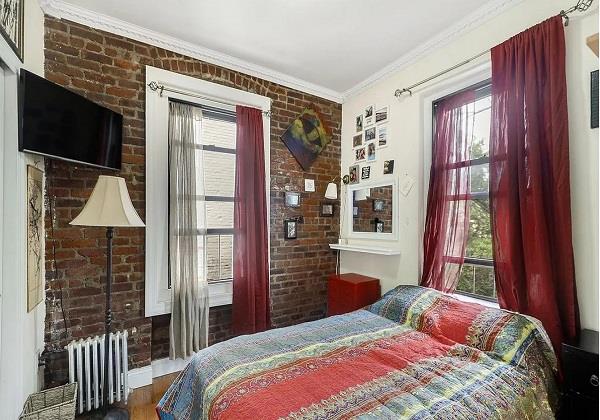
[329,243,401,256]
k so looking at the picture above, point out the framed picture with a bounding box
[352,133,363,148]
[364,104,375,126]
[355,147,366,162]
[373,199,384,212]
[0,0,24,61]
[353,206,359,218]
[384,159,395,174]
[285,191,301,207]
[376,221,384,233]
[349,164,360,184]
[365,127,376,142]
[320,202,334,217]
[26,165,43,312]
[361,166,371,180]
[355,114,363,132]
[375,106,388,124]
[378,125,388,148]
[367,142,376,162]
[284,219,298,239]
[281,108,331,171]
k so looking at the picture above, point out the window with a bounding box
[433,82,496,301]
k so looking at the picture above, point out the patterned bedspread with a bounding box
[157,286,557,419]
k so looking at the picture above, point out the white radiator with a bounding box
[65,331,129,414]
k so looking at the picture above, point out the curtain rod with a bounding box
[394,0,595,98]
[147,81,273,117]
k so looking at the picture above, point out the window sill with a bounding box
[452,293,499,308]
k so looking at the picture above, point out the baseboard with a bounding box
[128,356,192,389]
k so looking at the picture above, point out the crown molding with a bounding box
[341,0,525,100]
[39,0,344,103]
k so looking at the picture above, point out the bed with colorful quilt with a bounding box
[157,285,558,419]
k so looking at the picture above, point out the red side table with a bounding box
[327,273,381,316]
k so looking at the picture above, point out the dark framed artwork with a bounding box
[376,221,384,233]
[591,70,598,129]
[353,206,359,218]
[281,108,331,171]
[285,191,301,208]
[373,199,384,212]
[0,0,24,61]
[284,219,298,239]
[384,159,395,174]
[361,166,371,180]
[320,202,334,217]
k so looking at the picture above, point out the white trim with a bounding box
[341,0,524,100]
[38,0,343,103]
[328,244,401,256]
[145,66,271,317]
[127,357,192,390]
[127,364,152,390]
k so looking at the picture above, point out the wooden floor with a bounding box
[128,373,178,420]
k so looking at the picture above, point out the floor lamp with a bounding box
[70,176,145,419]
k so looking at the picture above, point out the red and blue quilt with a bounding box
[157,285,557,419]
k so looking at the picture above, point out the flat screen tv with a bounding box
[19,69,123,170]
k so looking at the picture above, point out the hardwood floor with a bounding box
[127,372,179,420]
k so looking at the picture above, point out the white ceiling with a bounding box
[44,0,517,101]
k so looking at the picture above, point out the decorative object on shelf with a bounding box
[375,106,388,124]
[591,70,598,129]
[284,219,298,239]
[281,108,331,171]
[373,199,384,212]
[365,126,376,142]
[349,164,360,184]
[0,0,23,61]
[26,165,44,312]
[361,166,371,180]
[70,175,144,419]
[355,146,366,162]
[320,202,334,217]
[384,159,395,174]
[367,142,376,162]
[352,133,363,148]
[284,191,301,207]
[355,114,363,132]
[304,179,315,192]
[364,104,375,126]
[378,125,388,147]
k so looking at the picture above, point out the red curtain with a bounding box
[489,15,579,352]
[232,106,270,335]
[421,90,475,293]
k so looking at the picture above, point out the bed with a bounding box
[157,285,558,419]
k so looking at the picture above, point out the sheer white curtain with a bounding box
[168,101,209,359]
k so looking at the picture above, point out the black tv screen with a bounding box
[19,69,123,170]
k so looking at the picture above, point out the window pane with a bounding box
[456,263,496,299]
[202,116,236,149]
[205,201,234,228]
[466,199,493,259]
[205,234,233,282]
[206,235,219,281]
[220,235,233,279]
[204,151,235,197]
[470,163,489,193]
[470,96,490,160]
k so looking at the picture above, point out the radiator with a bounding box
[65,330,129,414]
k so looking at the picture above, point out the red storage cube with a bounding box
[327,273,381,316]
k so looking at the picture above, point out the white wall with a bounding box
[0,0,46,418]
[340,0,599,331]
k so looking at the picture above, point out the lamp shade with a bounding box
[324,182,338,200]
[70,176,145,227]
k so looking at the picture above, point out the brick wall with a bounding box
[43,17,341,386]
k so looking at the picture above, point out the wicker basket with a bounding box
[19,383,77,420]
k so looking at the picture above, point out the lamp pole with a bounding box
[103,227,114,413]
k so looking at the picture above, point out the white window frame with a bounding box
[145,66,271,317]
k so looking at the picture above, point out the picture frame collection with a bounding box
[351,104,392,183]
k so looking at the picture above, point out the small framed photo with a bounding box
[376,221,384,233]
[355,147,366,162]
[285,191,301,207]
[378,125,388,148]
[355,114,363,132]
[384,159,395,174]
[352,133,363,148]
[353,206,359,218]
[361,166,371,180]
[284,219,298,239]
[364,104,375,126]
[375,106,388,124]
[373,199,384,212]
[365,127,376,142]
[320,202,334,217]
[367,142,376,162]
[0,0,24,62]
[349,164,360,184]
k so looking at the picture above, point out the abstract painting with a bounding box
[27,165,43,312]
[281,108,331,171]
[0,0,23,61]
